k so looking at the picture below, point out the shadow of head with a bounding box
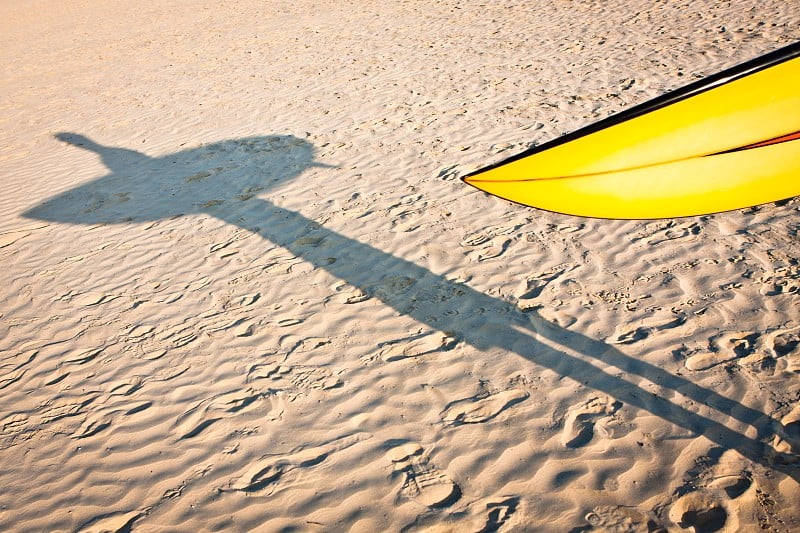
[24,133,327,224]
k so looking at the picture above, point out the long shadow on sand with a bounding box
[25,133,798,479]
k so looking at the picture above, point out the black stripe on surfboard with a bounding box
[463,41,800,180]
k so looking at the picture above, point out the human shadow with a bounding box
[25,133,798,479]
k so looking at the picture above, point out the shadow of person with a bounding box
[25,133,798,479]
[29,132,327,225]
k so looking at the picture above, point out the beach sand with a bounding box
[1,1,799,531]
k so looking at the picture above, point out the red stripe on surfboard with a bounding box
[716,130,800,154]
[741,130,800,149]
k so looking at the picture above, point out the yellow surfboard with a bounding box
[463,42,800,219]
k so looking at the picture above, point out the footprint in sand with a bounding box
[684,331,760,371]
[767,328,800,375]
[371,275,417,301]
[386,196,426,233]
[343,288,370,304]
[633,220,702,245]
[76,509,148,533]
[561,396,621,448]
[477,497,520,533]
[460,230,491,247]
[441,388,528,426]
[706,450,754,499]
[461,224,519,262]
[757,265,800,296]
[172,388,282,441]
[668,491,728,532]
[477,238,512,262]
[529,306,578,328]
[664,449,759,533]
[517,265,572,301]
[223,433,367,493]
[227,445,330,493]
[706,473,752,500]
[610,315,687,345]
[770,329,800,357]
[387,442,461,508]
[584,505,664,532]
[379,332,458,363]
[770,406,800,459]
[247,361,342,398]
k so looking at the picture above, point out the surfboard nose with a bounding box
[461,41,800,218]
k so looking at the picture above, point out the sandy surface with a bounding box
[2,1,800,531]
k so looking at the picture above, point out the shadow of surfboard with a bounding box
[24,132,798,480]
